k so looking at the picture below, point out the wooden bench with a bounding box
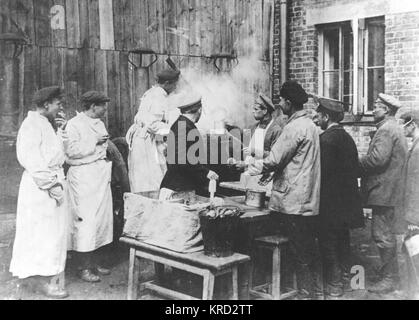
[250,235,298,300]
[121,237,250,300]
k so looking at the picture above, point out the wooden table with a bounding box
[121,237,250,300]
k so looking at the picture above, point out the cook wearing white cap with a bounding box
[360,92,408,294]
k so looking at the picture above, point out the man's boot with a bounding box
[368,247,398,294]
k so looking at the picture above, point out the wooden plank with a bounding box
[106,50,120,138]
[177,0,190,64]
[213,0,221,55]
[99,0,115,50]
[262,0,272,62]
[123,0,133,51]
[88,0,100,48]
[78,47,95,95]
[144,281,200,300]
[78,0,89,48]
[51,0,67,47]
[121,237,250,270]
[22,45,39,113]
[40,46,53,87]
[65,49,79,117]
[50,47,65,87]
[34,0,51,47]
[66,0,81,48]
[127,248,140,300]
[16,0,35,45]
[188,0,200,69]
[164,0,175,54]
[94,49,107,93]
[112,0,124,51]
[119,52,132,136]
[254,0,263,60]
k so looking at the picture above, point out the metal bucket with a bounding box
[245,189,266,208]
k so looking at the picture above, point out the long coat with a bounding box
[319,125,364,230]
[360,117,408,208]
[160,115,210,192]
[10,112,68,279]
[262,110,321,216]
[125,86,179,193]
[65,112,113,252]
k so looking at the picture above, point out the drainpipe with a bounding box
[280,0,288,83]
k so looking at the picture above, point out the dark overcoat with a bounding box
[319,125,364,230]
[160,115,210,192]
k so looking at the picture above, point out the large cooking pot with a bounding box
[245,189,266,208]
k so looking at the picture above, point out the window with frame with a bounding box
[318,16,385,114]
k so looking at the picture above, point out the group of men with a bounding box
[243,81,417,299]
[10,64,419,300]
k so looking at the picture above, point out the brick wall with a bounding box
[385,11,419,111]
[271,1,419,153]
[272,0,318,107]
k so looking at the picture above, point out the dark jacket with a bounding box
[319,125,364,230]
[160,115,210,192]
[360,117,408,207]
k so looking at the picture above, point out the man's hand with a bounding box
[259,173,274,186]
[48,185,64,207]
[207,170,219,181]
[97,134,109,145]
[243,146,255,157]
[55,118,67,129]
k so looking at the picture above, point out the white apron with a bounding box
[243,120,274,190]
[65,112,113,252]
[67,160,113,252]
[10,112,68,279]
[126,86,178,193]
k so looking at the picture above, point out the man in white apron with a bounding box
[126,69,181,193]
[10,86,69,299]
[229,93,283,187]
[65,91,113,283]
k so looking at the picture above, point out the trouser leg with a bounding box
[337,229,352,275]
[371,207,398,280]
[277,214,319,297]
[75,251,95,270]
[319,229,343,295]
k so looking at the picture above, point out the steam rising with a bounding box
[173,50,271,133]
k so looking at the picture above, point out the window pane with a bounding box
[344,70,353,110]
[368,18,385,67]
[367,68,385,111]
[323,71,340,100]
[323,29,340,70]
[343,28,353,71]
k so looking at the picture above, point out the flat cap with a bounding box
[378,93,402,110]
[177,94,202,113]
[32,86,64,105]
[317,97,345,114]
[280,80,309,106]
[80,91,110,105]
[157,68,181,82]
[257,93,276,113]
